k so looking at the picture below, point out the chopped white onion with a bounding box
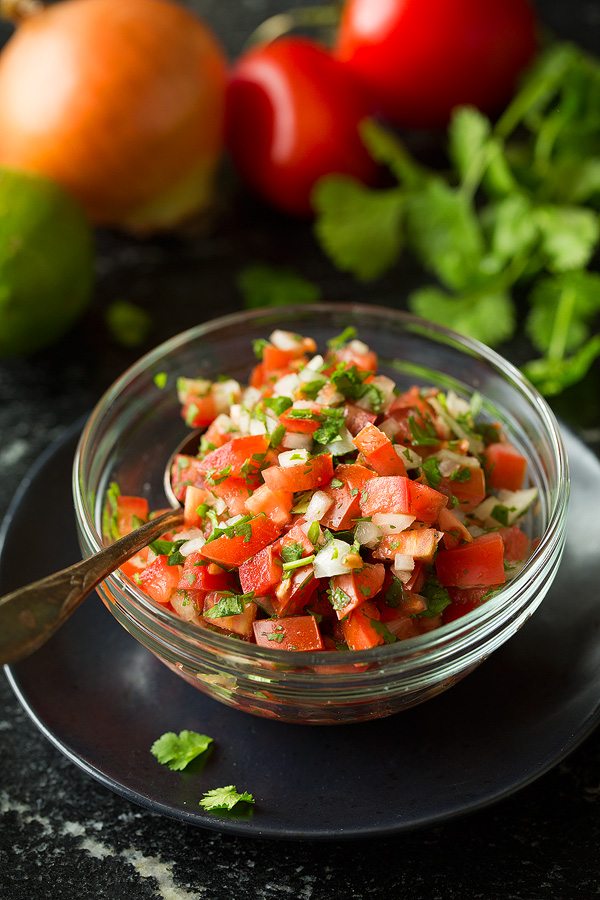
[446,391,471,418]
[323,427,355,456]
[171,592,201,621]
[437,449,480,478]
[175,528,204,542]
[212,498,227,516]
[273,373,300,397]
[278,448,310,468]
[394,444,422,469]
[393,553,414,572]
[356,375,396,412]
[176,376,211,405]
[249,417,267,435]
[270,329,303,352]
[298,366,326,386]
[355,521,383,548]
[305,490,333,522]
[242,386,262,409]
[380,418,401,440]
[371,513,415,534]
[472,497,498,522]
[225,514,244,526]
[282,432,313,450]
[211,413,234,435]
[348,339,370,356]
[180,535,207,557]
[306,354,324,371]
[313,539,354,578]
[467,524,486,538]
[212,379,241,413]
[316,385,345,406]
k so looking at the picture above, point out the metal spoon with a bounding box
[0,429,203,666]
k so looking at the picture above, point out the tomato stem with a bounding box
[0,0,43,22]
[244,3,342,50]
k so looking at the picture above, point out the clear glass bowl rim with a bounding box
[73,302,569,668]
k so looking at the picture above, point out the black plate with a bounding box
[2,423,600,840]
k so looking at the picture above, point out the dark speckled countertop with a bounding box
[1,2,600,898]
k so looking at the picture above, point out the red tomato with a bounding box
[320,463,375,531]
[439,467,486,514]
[442,586,494,623]
[245,483,293,527]
[139,555,181,604]
[183,485,212,527]
[344,403,377,436]
[341,600,384,650]
[253,615,324,651]
[360,475,410,516]
[373,528,442,563]
[204,592,257,637]
[209,476,252,517]
[499,525,530,562]
[239,543,282,596]
[116,495,148,535]
[170,454,206,503]
[201,515,281,567]
[226,37,377,216]
[335,0,537,128]
[198,435,269,481]
[178,553,232,593]
[272,565,318,617]
[181,395,217,429]
[332,345,378,373]
[279,403,322,434]
[436,532,506,588]
[408,480,448,524]
[330,563,385,619]
[484,442,527,491]
[262,453,334,493]
[353,423,406,477]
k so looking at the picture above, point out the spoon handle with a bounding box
[0,507,184,665]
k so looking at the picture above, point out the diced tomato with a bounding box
[341,600,384,650]
[374,528,443,563]
[360,475,411,515]
[388,386,430,416]
[442,586,495,623]
[405,560,426,593]
[353,423,407,476]
[320,463,375,531]
[332,345,377,373]
[204,592,257,638]
[198,434,269,481]
[330,563,385,619]
[250,362,266,388]
[181,395,217,428]
[439,466,486,513]
[263,344,298,373]
[245,483,293,527]
[484,442,527,491]
[238,543,282,596]
[170,590,204,622]
[201,515,282,567]
[170,454,206,503]
[209,476,252,516]
[262,453,334,493]
[279,403,322,433]
[204,417,234,449]
[385,616,420,640]
[183,485,213,527]
[408,480,448,524]
[436,532,506,588]
[273,564,318,616]
[499,525,530,562]
[253,615,324,651]
[438,507,473,549]
[120,547,150,580]
[139,555,181,604]
[281,523,315,557]
[344,403,377,436]
[116,495,148,535]
[178,553,233,592]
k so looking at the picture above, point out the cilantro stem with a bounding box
[494,47,573,140]
[548,285,577,361]
[281,554,315,572]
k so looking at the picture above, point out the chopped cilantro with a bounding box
[199,785,254,812]
[330,478,344,489]
[282,554,315,572]
[491,504,515,526]
[205,514,256,545]
[420,577,451,617]
[269,424,286,448]
[384,574,404,608]
[264,396,293,416]
[153,371,168,389]
[102,481,121,542]
[421,456,442,488]
[368,618,397,643]
[328,584,352,611]
[450,466,472,482]
[307,521,321,545]
[205,464,232,486]
[252,338,269,360]
[204,591,255,619]
[281,542,305,564]
[327,326,358,350]
[151,730,213,771]
[313,407,346,445]
[408,416,439,447]
[267,631,285,643]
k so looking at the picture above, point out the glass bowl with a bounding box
[73,304,569,725]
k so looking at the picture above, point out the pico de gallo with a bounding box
[103,327,538,652]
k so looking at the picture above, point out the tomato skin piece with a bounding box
[353,423,406,477]
[341,600,385,650]
[139,555,181,604]
[245,483,293,527]
[484,443,527,492]
[336,0,537,128]
[262,345,298,372]
[499,525,530,562]
[330,563,385,620]
[408,480,448,524]
[253,615,324,651]
[116,495,148,535]
[198,434,269,481]
[442,586,496,623]
[360,475,411,516]
[226,38,377,217]
[201,515,282,567]
[262,453,334,493]
[436,532,506,588]
[238,543,282,596]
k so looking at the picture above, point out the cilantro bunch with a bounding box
[309,44,600,396]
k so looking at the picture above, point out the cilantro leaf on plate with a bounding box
[151,730,213,772]
[313,176,404,282]
[409,286,515,347]
[237,264,320,309]
[523,335,600,396]
[199,785,255,812]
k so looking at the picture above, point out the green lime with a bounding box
[0,168,94,356]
